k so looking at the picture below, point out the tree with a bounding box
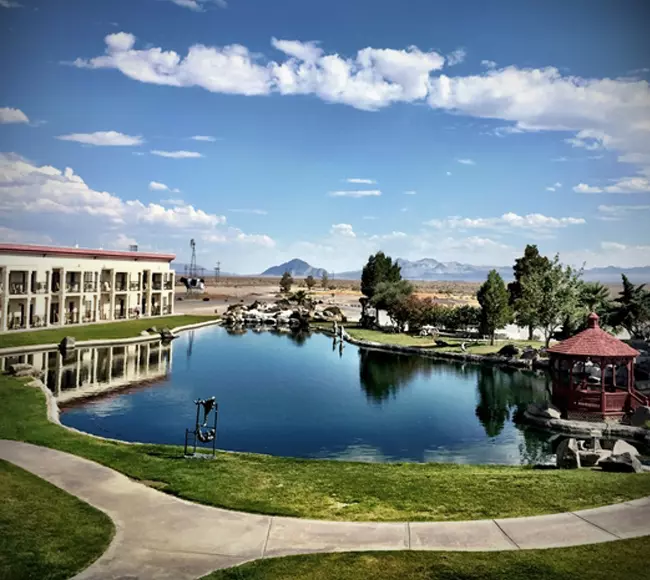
[361,252,402,320]
[524,256,583,347]
[291,289,308,306]
[370,280,413,331]
[610,274,650,339]
[279,271,294,293]
[305,275,316,290]
[477,270,511,345]
[508,245,551,340]
[321,271,329,289]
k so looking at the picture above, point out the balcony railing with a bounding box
[29,316,46,328]
[152,282,162,290]
[9,283,27,295]
[66,283,81,293]
[65,313,80,325]
[82,313,95,323]
[114,311,127,320]
[129,282,140,291]
[8,318,26,330]
[32,282,48,294]
[151,306,162,316]
[100,281,112,292]
[84,282,98,292]
[163,305,172,314]
[164,282,173,290]
[115,282,127,292]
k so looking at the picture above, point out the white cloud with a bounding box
[0,107,29,124]
[150,150,203,158]
[328,189,381,198]
[546,187,556,192]
[446,171,452,176]
[598,204,650,216]
[362,216,377,220]
[190,135,217,142]
[57,131,143,146]
[425,212,586,231]
[546,181,564,191]
[330,223,356,238]
[481,60,497,69]
[0,0,22,7]
[554,182,562,188]
[369,231,408,241]
[403,190,417,195]
[229,208,268,215]
[456,158,475,165]
[0,226,51,244]
[552,156,568,162]
[346,178,376,184]
[149,181,170,191]
[601,241,628,251]
[161,198,185,206]
[167,0,227,11]
[446,48,466,66]
[574,177,650,193]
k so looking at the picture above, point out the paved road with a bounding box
[1,440,648,580]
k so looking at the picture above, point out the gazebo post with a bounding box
[600,356,606,417]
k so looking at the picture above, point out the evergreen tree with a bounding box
[610,274,650,339]
[305,275,316,290]
[477,270,511,345]
[508,245,551,340]
[321,271,329,289]
[279,271,294,293]
[360,252,402,321]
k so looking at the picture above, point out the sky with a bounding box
[1,0,649,274]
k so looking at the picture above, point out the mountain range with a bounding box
[261,258,650,283]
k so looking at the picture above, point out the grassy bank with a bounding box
[0,459,114,580]
[206,540,650,580]
[345,327,544,355]
[0,314,219,349]
[2,375,650,522]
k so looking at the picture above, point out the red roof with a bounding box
[547,313,640,358]
[0,243,175,263]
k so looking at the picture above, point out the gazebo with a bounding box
[548,313,647,421]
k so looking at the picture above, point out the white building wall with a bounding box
[0,250,175,332]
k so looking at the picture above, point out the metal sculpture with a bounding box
[184,396,218,457]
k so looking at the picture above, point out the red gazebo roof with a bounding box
[547,313,640,358]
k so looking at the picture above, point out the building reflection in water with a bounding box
[0,339,173,403]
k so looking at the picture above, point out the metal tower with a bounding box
[214,262,221,285]
[189,239,197,278]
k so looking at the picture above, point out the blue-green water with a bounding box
[60,326,554,464]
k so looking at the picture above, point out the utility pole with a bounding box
[214,262,221,285]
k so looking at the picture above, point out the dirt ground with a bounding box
[173,276,479,321]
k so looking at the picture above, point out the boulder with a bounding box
[419,325,438,337]
[521,348,538,361]
[526,402,562,420]
[581,450,612,467]
[323,305,343,316]
[498,344,520,357]
[556,438,581,469]
[160,327,175,340]
[139,330,149,336]
[598,452,644,473]
[612,440,640,457]
[630,406,650,428]
[147,326,159,333]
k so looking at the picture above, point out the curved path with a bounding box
[1,440,649,580]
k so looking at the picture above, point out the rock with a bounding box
[556,438,581,469]
[498,344,520,357]
[521,348,538,361]
[581,449,612,467]
[202,297,210,301]
[10,364,43,378]
[599,452,644,473]
[323,305,343,316]
[612,439,640,457]
[419,325,438,337]
[147,326,159,333]
[527,402,562,420]
[275,299,292,310]
[630,406,650,428]
[8,362,32,374]
[139,330,149,336]
[160,327,175,340]
[435,339,452,347]
[58,336,76,354]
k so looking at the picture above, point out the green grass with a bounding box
[0,459,114,580]
[345,327,544,355]
[205,541,650,580]
[2,375,650,522]
[0,314,219,349]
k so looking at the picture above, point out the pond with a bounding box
[6,326,557,465]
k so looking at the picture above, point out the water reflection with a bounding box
[1,340,173,403]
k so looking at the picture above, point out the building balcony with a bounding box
[32,282,48,294]
[151,306,162,316]
[65,313,80,325]
[29,316,46,328]
[66,283,81,293]
[164,282,173,290]
[8,318,26,330]
[129,282,140,291]
[163,305,172,315]
[114,311,127,320]
[152,282,162,291]
[115,283,127,292]
[100,282,112,292]
[9,283,27,295]
[82,313,96,323]
[84,282,98,293]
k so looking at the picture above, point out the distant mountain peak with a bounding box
[261,259,327,277]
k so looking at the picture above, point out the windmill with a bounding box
[189,239,197,278]
[180,239,205,294]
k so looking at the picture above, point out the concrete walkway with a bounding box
[1,440,649,580]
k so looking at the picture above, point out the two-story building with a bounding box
[0,243,176,332]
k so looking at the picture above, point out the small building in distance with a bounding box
[0,243,176,332]
[548,312,647,421]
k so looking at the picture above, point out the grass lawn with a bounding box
[2,375,650,522]
[345,327,545,355]
[205,540,650,580]
[0,459,114,580]
[0,314,219,349]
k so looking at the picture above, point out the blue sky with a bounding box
[1,0,649,273]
